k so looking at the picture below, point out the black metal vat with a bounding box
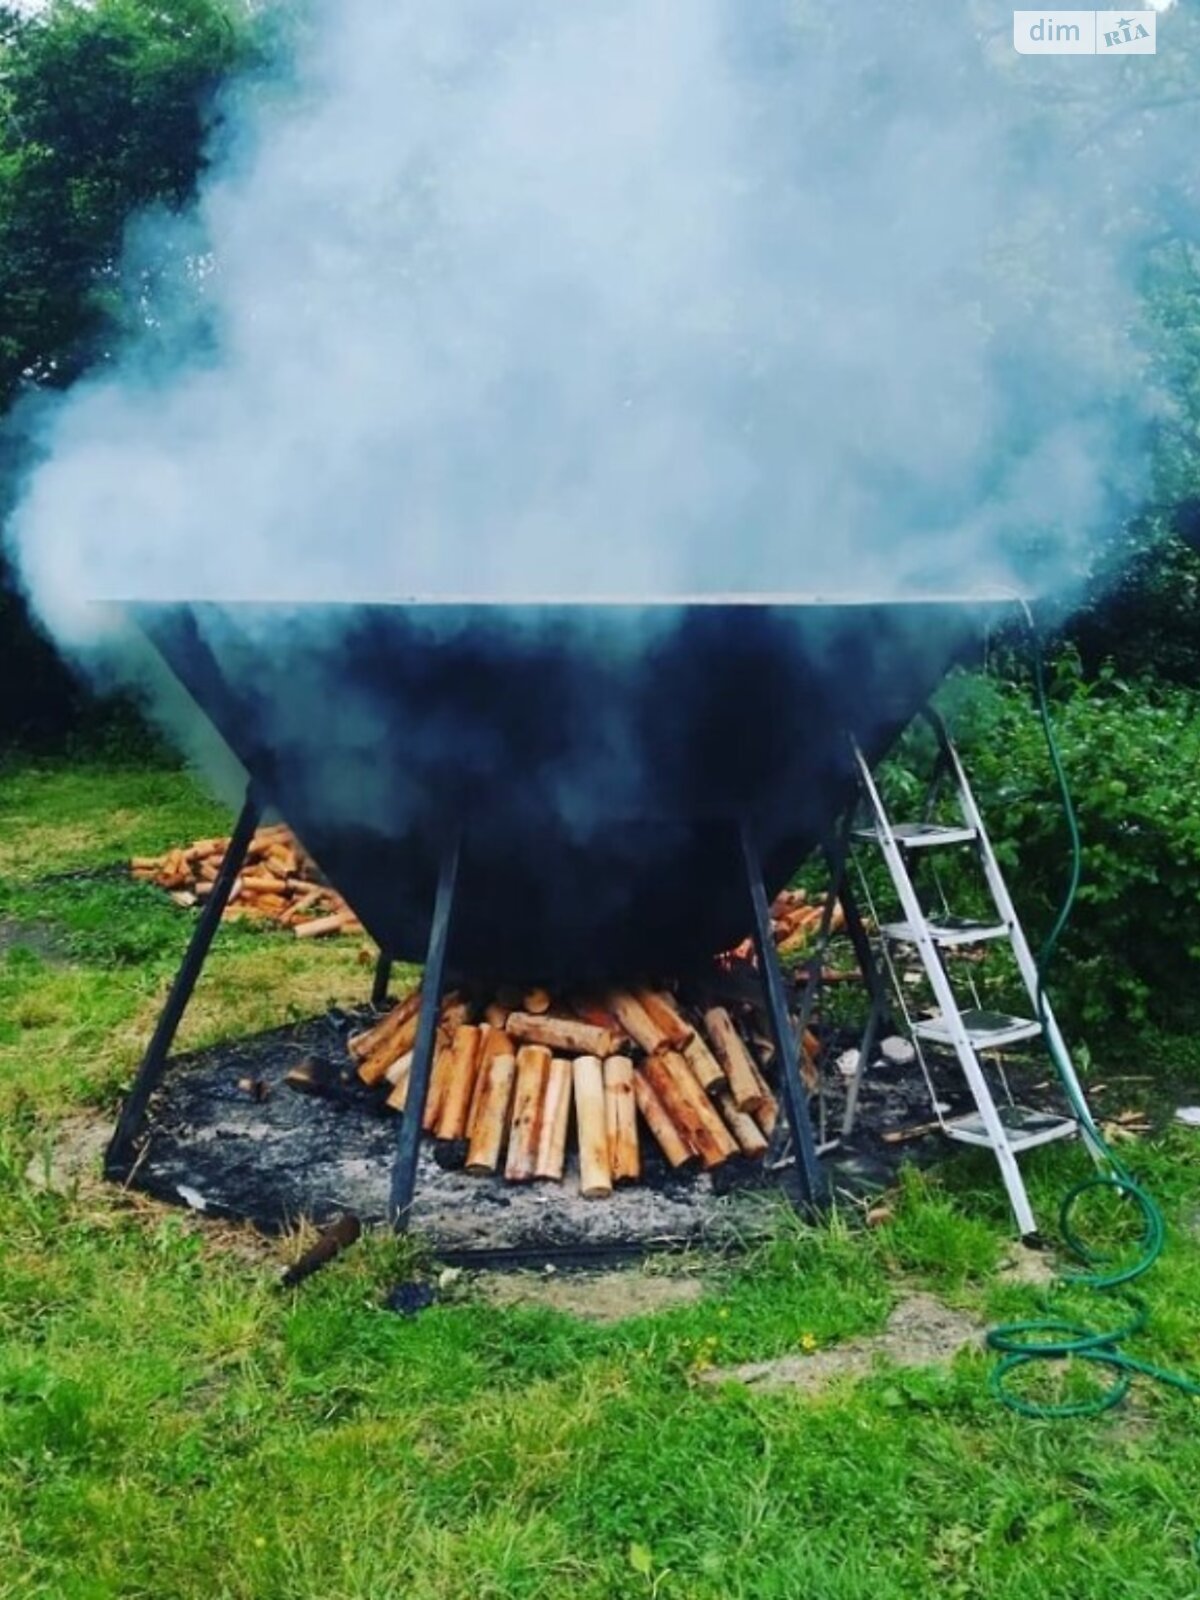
[130,597,999,980]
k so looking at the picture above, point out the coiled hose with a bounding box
[984,612,1200,1418]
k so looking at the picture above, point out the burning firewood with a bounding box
[572,1055,613,1198]
[505,1045,551,1182]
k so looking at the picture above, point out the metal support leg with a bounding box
[106,788,262,1178]
[389,837,460,1229]
[741,824,830,1213]
[837,874,893,1139]
[371,950,394,1009]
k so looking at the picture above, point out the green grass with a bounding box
[4,757,1200,1597]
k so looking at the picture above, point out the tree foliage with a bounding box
[0,0,251,747]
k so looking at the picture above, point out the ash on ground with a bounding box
[125,1010,1057,1261]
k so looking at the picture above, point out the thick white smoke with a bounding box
[8,0,1192,646]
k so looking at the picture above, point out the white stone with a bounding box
[880,1037,916,1067]
[836,1049,861,1079]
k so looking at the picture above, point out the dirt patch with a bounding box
[997,1242,1058,1288]
[700,1291,981,1393]
[477,1266,706,1323]
[24,1110,112,1195]
[0,917,68,964]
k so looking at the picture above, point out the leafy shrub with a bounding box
[924,661,1200,1035]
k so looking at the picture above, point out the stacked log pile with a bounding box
[130,826,362,937]
[346,984,822,1195]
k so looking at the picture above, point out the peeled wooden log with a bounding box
[607,991,673,1056]
[748,1056,779,1137]
[571,996,626,1036]
[505,1046,551,1182]
[467,1027,508,1137]
[631,1069,697,1170]
[422,1043,458,1133]
[680,1029,725,1097]
[506,1012,618,1058]
[573,1055,612,1198]
[522,987,553,1016]
[356,1000,424,1087]
[633,989,693,1051]
[703,1007,765,1113]
[715,1086,769,1159]
[385,1058,413,1112]
[604,1056,640,1185]
[643,1052,737,1169]
[435,1025,484,1141]
[294,910,356,939]
[534,1057,574,1181]
[483,1002,511,1031]
[465,1048,517,1174]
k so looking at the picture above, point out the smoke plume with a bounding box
[8,0,1196,642]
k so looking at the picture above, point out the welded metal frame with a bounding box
[106,787,263,1179]
[389,836,461,1228]
[741,822,830,1213]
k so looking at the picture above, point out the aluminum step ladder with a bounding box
[847,719,1102,1240]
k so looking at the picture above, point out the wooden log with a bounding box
[680,1029,725,1097]
[632,1069,697,1170]
[505,1046,551,1182]
[385,1050,413,1088]
[747,1057,779,1137]
[715,1086,769,1159]
[643,1052,737,1169]
[239,872,289,895]
[633,989,693,1051]
[356,1006,423,1087]
[422,1042,458,1133]
[483,1002,511,1031]
[466,1051,517,1174]
[571,996,626,1036]
[506,1012,618,1058]
[466,1027,508,1136]
[572,1055,612,1198]
[534,1057,574,1181]
[522,987,553,1016]
[607,991,673,1056]
[434,1025,484,1141]
[702,1007,764,1113]
[384,1058,412,1112]
[604,1056,640,1185]
[294,910,356,938]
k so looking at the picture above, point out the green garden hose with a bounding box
[983,608,1200,1419]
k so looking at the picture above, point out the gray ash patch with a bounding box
[126,1013,1064,1260]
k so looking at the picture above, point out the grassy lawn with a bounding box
[3,756,1200,1598]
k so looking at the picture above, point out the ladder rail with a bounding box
[936,732,1106,1166]
[852,740,1040,1238]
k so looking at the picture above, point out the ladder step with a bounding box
[854,822,977,849]
[942,1105,1078,1153]
[913,1009,1043,1049]
[882,915,1008,948]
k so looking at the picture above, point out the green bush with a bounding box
[929,661,1200,1035]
